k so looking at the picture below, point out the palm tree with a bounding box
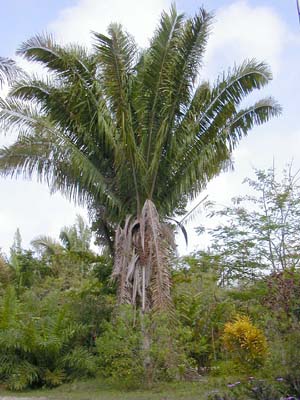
[31,215,97,277]
[31,215,92,255]
[0,6,280,313]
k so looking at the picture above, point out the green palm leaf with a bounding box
[0,57,22,87]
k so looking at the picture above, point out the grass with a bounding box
[0,377,239,400]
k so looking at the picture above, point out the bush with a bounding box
[96,307,187,388]
[222,315,267,370]
[265,330,300,398]
[96,307,145,389]
[172,258,236,371]
[0,286,96,390]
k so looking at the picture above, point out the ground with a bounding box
[0,378,238,400]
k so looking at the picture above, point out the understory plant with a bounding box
[0,286,96,390]
[222,315,268,371]
[96,306,187,389]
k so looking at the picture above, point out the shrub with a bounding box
[222,315,267,370]
[96,307,144,389]
[96,307,187,388]
[0,286,96,390]
[265,330,300,398]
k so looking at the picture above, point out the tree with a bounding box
[31,215,99,278]
[32,215,92,256]
[202,165,300,283]
[0,6,280,314]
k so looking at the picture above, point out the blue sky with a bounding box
[1,1,297,55]
[0,0,299,255]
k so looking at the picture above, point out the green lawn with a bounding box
[0,377,237,400]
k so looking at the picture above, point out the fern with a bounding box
[43,368,66,387]
[61,347,96,377]
[0,287,96,390]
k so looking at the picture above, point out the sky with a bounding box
[0,0,299,256]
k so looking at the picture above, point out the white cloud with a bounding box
[49,0,170,47]
[0,178,86,255]
[203,1,287,79]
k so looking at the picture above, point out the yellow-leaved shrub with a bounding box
[222,315,267,369]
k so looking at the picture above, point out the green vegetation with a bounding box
[0,4,296,400]
[0,165,299,398]
[0,378,278,400]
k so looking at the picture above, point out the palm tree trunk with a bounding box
[140,309,153,387]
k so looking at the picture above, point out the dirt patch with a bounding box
[0,398,48,400]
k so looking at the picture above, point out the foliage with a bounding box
[263,268,300,326]
[96,307,145,389]
[264,331,300,398]
[96,306,187,389]
[64,275,115,341]
[0,286,96,390]
[0,252,14,290]
[12,249,50,289]
[222,315,268,370]
[0,217,116,391]
[0,57,21,87]
[0,213,299,393]
[32,215,95,261]
[201,165,300,283]
[173,254,235,371]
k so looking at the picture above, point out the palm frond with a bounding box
[226,97,282,148]
[155,62,279,209]
[16,35,104,132]
[179,60,273,145]
[31,235,63,256]
[147,8,212,194]
[93,24,136,117]
[0,57,23,87]
[161,98,281,209]
[93,25,143,211]
[179,195,208,226]
[17,34,92,81]
[0,128,122,218]
[166,217,188,245]
[138,4,184,167]
[9,75,54,103]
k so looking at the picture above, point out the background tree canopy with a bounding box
[199,164,300,284]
